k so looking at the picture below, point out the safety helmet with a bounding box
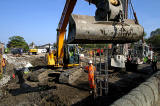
[89,60,93,64]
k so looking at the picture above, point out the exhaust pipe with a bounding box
[67,14,144,44]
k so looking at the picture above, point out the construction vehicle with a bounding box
[29,49,38,55]
[128,42,153,64]
[28,43,38,55]
[110,44,127,71]
[47,0,144,96]
[47,0,143,67]
[11,48,23,55]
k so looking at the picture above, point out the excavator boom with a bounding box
[56,0,77,64]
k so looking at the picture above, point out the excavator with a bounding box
[46,0,144,94]
[47,0,143,67]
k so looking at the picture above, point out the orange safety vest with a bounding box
[2,59,5,67]
[85,65,96,76]
[85,65,96,89]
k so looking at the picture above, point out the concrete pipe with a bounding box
[67,14,144,44]
[111,72,160,106]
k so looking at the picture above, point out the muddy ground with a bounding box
[0,54,159,106]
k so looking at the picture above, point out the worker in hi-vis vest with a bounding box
[85,60,96,93]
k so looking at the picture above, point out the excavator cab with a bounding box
[63,44,79,66]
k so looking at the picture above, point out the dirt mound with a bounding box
[30,56,47,67]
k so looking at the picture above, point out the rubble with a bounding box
[28,68,47,82]
[6,54,33,70]
[0,75,10,88]
[59,67,83,84]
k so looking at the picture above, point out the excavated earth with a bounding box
[0,54,159,106]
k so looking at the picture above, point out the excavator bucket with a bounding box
[67,14,144,44]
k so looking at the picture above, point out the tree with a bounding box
[147,34,160,52]
[7,36,29,51]
[151,28,160,37]
[143,32,147,37]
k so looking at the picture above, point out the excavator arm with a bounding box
[56,0,77,65]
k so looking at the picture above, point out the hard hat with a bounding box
[89,60,93,64]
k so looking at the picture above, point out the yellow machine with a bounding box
[47,0,143,69]
[29,49,38,55]
[29,43,38,55]
[47,0,79,68]
[46,0,143,97]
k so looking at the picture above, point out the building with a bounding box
[37,44,54,53]
[37,44,53,49]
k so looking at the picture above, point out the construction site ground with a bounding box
[0,54,159,106]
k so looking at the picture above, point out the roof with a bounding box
[37,43,53,49]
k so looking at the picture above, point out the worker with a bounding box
[69,47,74,63]
[152,53,157,72]
[2,54,6,74]
[85,60,96,93]
[89,50,93,58]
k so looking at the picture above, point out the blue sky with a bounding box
[0,0,160,46]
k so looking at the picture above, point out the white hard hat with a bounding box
[89,60,93,64]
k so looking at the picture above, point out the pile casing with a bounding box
[67,14,144,44]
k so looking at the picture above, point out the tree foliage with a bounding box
[146,28,160,51]
[151,28,160,37]
[143,32,147,37]
[7,36,29,51]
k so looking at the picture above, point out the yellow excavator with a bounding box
[47,0,144,69]
[28,43,38,55]
[45,0,144,97]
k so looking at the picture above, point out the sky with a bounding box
[0,0,160,46]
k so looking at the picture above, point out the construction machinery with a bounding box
[47,0,144,96]
[110,44,127,71]
[48,0,143,67]
[29,49,37,55]
[28,43,38,55]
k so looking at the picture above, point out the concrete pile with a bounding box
[111,71,160,106]
[67,14,144,44]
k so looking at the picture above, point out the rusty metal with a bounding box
[94,48,109,97]
[67,14,144,44]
